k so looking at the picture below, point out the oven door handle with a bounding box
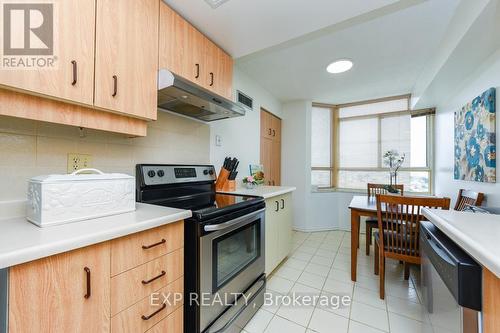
[206,275,266,333]
[204,208,265,232]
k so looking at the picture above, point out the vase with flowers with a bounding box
[383,150,405,193]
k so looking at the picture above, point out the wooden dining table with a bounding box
[348,195,381,282]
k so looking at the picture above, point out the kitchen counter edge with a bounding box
[422,208,500,278]
[218,186,296,199]
[0,203,191,269]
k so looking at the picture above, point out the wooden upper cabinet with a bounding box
[159,3,205,86]
[94,0,159,120]
[0,0,95,106]
[205,39,233,100]
[158,1,233,100]
[260,109,282,186]
[8,242,111,333]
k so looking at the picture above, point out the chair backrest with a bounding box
[376,194,451,259]
[367,183,404,199]
[454,189,485,211]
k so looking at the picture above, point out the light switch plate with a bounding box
[215,135,222,147]
[67,153,92,173]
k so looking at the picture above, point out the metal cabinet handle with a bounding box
[272,181,275,186]
[195,64,200,79]
[273,129,276,137]
[281,199,285,209]
[112,75,118,97]
[84,267,91,299]
[142,238,166,250]
[268,128,272,135]
[71,60,77,86]
[275,201,279,212]
[209,72,214,86]
[141,303,167,321]
[142,270,166,285]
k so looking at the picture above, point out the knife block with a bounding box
[215,168,230,191]
[221,180,236,192]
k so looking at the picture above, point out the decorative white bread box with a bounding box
[27,169,136,227]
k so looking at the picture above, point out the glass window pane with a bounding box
[338,170,429,192]
[311,107,331,167]
[312,170,331,187]
[380,114,411,168]
[410,116,428,167]
[339,118,378,168]
[338,171,390,189]
[339,98,408,118]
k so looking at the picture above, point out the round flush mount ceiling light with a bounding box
[326,59,353,74]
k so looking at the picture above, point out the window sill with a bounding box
[311,186,432,195]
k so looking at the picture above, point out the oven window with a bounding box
[213,220,261,291]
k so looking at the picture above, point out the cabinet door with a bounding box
[0,0,95,106]
[278,194,293,259]
[260,110,273,139]
[271,140,281,186]
[271,115,281,142]
[159,3,190,79]
[206,44,233,99]
[260,137,273,185]
[94,0,158,120]
[265,199,280,275]
[217,49,234,100]
[186,25,206,87]
[9,242,111,332]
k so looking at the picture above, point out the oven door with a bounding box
[199,208,265,332]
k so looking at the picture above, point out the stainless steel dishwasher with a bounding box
[420,221,482,333]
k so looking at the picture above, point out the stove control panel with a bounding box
[139,165,216,186]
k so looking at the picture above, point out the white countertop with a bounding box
[218,185,296,199]
[0,203,191,269]
[422,208,500,278]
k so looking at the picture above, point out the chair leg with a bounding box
[365,225,371,256]
[374,242,379,275]
[404,262,410,280]
[357,227,360,249]
[379,252,385,299]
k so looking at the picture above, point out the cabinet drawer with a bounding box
[145,306,183,333]
[111,221,184,276]
[111,248,183,316]
[111,277,183,333]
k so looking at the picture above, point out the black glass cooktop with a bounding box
[150,192,264,222]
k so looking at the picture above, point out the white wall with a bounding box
[281,100,357,232]
[210,66,282,176]
[434,49,500,207]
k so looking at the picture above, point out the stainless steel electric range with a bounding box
[136,164,266,333]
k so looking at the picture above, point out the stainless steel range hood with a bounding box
[157,69,248,122]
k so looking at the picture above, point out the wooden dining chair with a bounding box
[374,194,451,299]
[364,183,404,256]
[454,189,485,211]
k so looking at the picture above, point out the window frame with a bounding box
[311,96,435,194]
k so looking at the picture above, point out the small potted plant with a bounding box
[243,175,258,189]
[383,150,405,193]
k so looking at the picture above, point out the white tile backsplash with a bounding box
[0,112,210,215]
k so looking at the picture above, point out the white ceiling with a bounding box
[162,0,399,58]
[236,0,461,104]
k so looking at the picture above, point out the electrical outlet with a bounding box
[67,153,92,173]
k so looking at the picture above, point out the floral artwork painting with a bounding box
[454,87,496,183]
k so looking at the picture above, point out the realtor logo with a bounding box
[1,2,57,69]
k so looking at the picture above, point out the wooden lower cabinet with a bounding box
[6,221,184,333]
[264,193,293,274]
[8,242,111,333]
[483,268,500,333]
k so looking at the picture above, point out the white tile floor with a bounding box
[243,231,432,333]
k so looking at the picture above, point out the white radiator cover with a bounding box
[26,169,135,227]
